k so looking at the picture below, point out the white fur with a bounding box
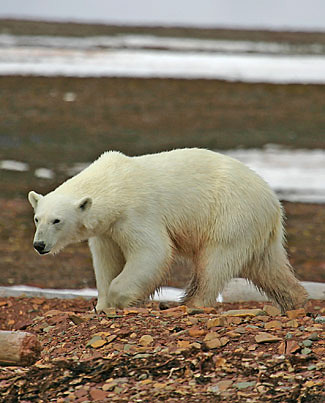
[28,148,307,311]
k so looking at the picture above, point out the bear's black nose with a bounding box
[33,241,46,254]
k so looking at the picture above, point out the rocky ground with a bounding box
[0,297,324,402]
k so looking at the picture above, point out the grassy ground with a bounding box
[2,18,325,46]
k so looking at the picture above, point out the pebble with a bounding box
[263,305,281,317]
[204,331,219,341]
[255,332,282,343]
[206,317,227,328]
[285,319,299,328]
[314,316,325,324]
[302,339,313,347]
[246,325,258,329]
[265,320,282,330]
[308,332,319,341]
[89,388,107,401]
[205,337,222,349]
[234,381,256,389]
[301,347,312,355]
[286,308,306,319]
[188,327,206,337]
[216,380,233,392]
[221,309,265,317]
[139,335,154,347]
[187,308,205,315]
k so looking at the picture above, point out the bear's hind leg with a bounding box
[183,244,242,307]
[242,240,308,313]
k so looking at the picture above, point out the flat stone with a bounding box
[264,320,282,330]
[221,309,265,317]
[308,332,319,341]
[302,339,313,347]
[139,335,154,347]
[187,308,205,315]
[286,340,301,354]
[234,381,256,389]
[315,316,325,324]
[285,319,299,328]
[226,331,241,339]
[220,337,229,346]
[216,380,233,391]
[89,388,107,401]
[188,327,206,337]
[255,332,282,343]
[204,331,219,341]
[207,317,227,328]
[263,305,281,317]
[286,308,306,319]
[205,337,222,349]
[301,347,312,355]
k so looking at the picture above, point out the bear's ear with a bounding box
[76,196,92,212]
[28,191,43,209]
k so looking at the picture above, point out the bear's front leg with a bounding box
[88,236,125,311]
[106,243,172,308]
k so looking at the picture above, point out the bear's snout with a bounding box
[33,241,48,255]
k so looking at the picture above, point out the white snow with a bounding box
[1,34,325,83]
[34,168,55,179]
[0,285,186,302]
[1,34,323,55]
[1,280,324,301]
[223,147,325,203]
[0,160,29,172]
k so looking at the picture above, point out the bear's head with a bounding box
[28,191,92,255]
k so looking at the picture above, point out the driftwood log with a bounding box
[0,330,41,366]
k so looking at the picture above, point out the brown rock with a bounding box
[286,308,306,319]
[285,319,299,328]
[264,320,282,330]
[226,331,241,339]
[205,338,222,349]
[286,340,301,354]
[177,340,191,349]
[255,332,282,343]
[220,337,229,346]
[216,380,233,391]
[204,331,219,341]
[188,327,206,337]
[207,317,227,328]
[139,335,154,347]
[221,309,265,317]
[90,339,107,348]
[263,305,281,317]
[89,388,107,401]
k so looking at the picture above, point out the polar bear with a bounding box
[28,148,307,312]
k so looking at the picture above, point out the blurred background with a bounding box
[0,0,324,290]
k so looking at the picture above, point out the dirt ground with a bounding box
[0,298,324,402]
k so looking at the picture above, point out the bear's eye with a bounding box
[53,219,61,224]
[34,217,38,223]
